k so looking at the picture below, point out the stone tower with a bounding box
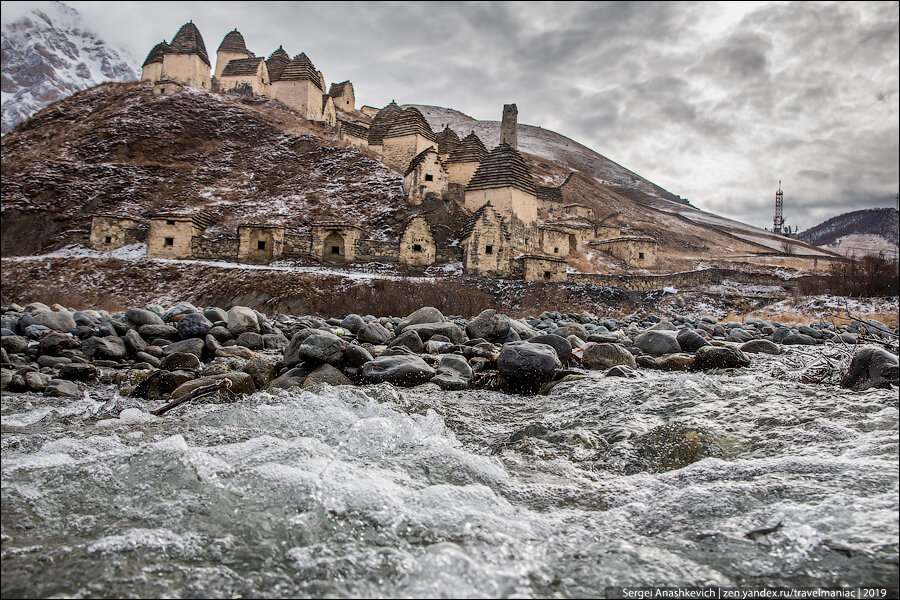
[500,103,517,149]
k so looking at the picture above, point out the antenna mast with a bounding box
[773,180,784,234]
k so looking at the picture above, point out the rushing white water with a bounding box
[2,361,898,597]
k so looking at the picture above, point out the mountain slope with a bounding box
[799,208,899,259]
[1,1,138,134]
[1,83,409,255]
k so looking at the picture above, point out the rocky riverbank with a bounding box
[2,301,898,404]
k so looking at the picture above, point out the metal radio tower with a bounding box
[773,180,784,234]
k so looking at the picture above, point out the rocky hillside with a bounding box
[1,1,138,134]
[799,208,899,258]
[1,83,416,255]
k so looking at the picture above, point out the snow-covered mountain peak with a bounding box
[1,1,139,134]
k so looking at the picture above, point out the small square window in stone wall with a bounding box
[486,245,493,254]
[164,237,174,246]
[639,252,645,259]
[413,244,422,252]
[258,240,266,250]
[425,174,433,182]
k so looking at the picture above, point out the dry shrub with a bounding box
[308,279,495,318]
[798,254,899,297]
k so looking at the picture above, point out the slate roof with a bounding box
[142,41,169,67]
[536,185,563,203]
[590,236,656,244]
[217,29,250,54]
[169,21,210,66]
[446,132,487,164]
[367,101,404,145]
[338,119,369,139]
[405,146,439,176]
[435,126,460,155]
[220,56,264,77]
[518,253,567,264]
[277,53,324,91]
[265,46,291,81]
[459,203,509,241]
[466,143,537,196]
[382,107,436,141]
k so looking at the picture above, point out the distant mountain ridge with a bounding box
[799,208,899,246]
[1,1,138,134]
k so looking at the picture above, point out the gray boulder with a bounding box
[633,331,681,356]
[123,329,148,355]
[235,332,264,350]
[304,364,353,388]
[242,355,278,389]
[403,322,465,344]
[45,379,84,398]
[582,343,637,370]
[139,324,180,340]
[362,355,436,386]
[18,310,76,333]
[82,336,127,361]
[677,329,710,352]
[161,338,205,359]
[529,334,573,364]
[497,341,561,392]
[38,332,81,356]
[432,354,474,390]
[295,332,345,364]
[1,335,28,354]
[694,345,751,370]
[388,330,424,354]
[270,366,314,390]
[841,346,899,391]
[357,322,392,345]
[782,333,818,345]
[340,314,366,334]
[343,344,374,368]
[740,339,781,355]
[163,302,199,322]
[160,352,202,371]
[466,309,511,342]
[177,313,213,338]
[125,308,164,327]
[203,307,229,324]
[226,306,260,335]
[397,307,443,332]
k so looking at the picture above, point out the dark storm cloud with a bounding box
[48,1,900,229]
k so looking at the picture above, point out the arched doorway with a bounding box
[323,231,346,262]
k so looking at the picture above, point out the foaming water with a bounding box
[2,366,897,597]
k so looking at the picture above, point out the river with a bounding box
[2,353,898,597]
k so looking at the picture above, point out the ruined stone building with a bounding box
[124,22,661,279]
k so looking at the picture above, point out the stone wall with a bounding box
[192,235,239,260]
[311,225,362,262]
[358,239,399,262]
[592,237,657,268]
[283,233,312,256]
[464,186,538,225]
[161,54,210,89]
[219,70,268,96]
[237,226,284,263]
[446,162,480,188]
[522,256,567,282]
[382,134,435,172]
[89,216,139,251]
[148,218,197,259]
[141,63,162,83]
[462,209,510,276]
[270,80,322,121]
[403,151,448,205]
[436,244,463,264]
[538,228,571,258]
[568,268,797,291]
[399,217,436,266]
[594,225,620,240]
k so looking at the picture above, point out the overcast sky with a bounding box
[5,1,899,230]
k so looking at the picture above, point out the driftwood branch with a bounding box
[152,378,233,416]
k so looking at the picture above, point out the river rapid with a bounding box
[2,353,898,598]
